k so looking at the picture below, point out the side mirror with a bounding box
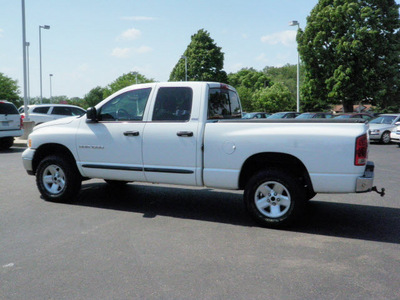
[86,107,98,122]
[395,121,400,126]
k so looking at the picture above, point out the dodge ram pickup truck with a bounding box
[22,82,378,228]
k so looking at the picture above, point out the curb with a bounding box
[14,138,27,148]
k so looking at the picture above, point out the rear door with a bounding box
[142,85,201,186]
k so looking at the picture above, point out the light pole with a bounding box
[49,74,53,103]
[39,24,50,104]
[26,42,30,104]
[21,0,29,120]
[181,55,187,81]
[289,20,300,112]
[132,71,138,84]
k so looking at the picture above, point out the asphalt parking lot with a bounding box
[1,143,399,299]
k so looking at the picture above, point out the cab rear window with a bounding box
[208,88,241,119]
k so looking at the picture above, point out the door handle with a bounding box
[123,131,140,136]
[177,131,193,137]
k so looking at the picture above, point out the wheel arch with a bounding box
[238,152,314,193]
[32,143,77,175]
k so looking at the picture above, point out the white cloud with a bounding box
[78,63,89,72]
[261,30,297,46]
[134,46,153,54]
[256,53,269,63]
[117,28,141,41]
[121,16,155,21]
[111,47,132,58]
[0,29,3,38]
[111,46,152,58]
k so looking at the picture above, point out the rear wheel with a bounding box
[244,169,306,228]
[36,155,82,202]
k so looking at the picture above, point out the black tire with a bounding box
[36,155,82,202]
[380,131,391,144]
[244,169,306,228]
[0,137,14,150]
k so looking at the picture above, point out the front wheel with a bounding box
[36,155,82,202]
[244,169,306,228]
[380,131,391,144]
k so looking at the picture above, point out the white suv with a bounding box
[0,101,24,150]
[19,104,86,126]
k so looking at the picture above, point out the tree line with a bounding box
[1,0,399,113]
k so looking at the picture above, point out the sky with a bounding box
[1,0,394,100]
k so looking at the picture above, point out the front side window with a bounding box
[99,88,151,121]
[152,87,193,121]
[208,88,241,120]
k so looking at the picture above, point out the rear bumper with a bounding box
[356,161,374,193]
[0,129,23,138]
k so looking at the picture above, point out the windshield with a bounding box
[370,116,397,125]
[335,115,351,119]
[268,112,286,119]
[296,113,314,119]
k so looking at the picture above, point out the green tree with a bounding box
[103,72,154,98]
[263,64,298,105]
[84,86,106,108]
[0,73,20,104]
[169,29,228,82]
[252,83,295,113]
[298,0,400,112]
[228,68,272,111]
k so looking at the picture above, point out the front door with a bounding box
[76,88,152,182]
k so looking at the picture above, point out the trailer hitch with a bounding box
[372,186,385,197]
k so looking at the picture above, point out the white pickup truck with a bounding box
[22,82,380,228]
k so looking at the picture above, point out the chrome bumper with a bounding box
[356,161,374,193]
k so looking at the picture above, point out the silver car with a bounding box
[369,114,400,144]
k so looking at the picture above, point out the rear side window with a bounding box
[33,106,50,114]
[152,87,193,121]
[0,102,19,115]
[52,107,71,115]
[208,88,241,119]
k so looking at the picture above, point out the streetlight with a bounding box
[39,24,50,104]
[49,74,53,103]
[181,55,187,81]
[132,71,138,84]
[289,20,300,112]
[21,0,29,120]
[25,41,30,104]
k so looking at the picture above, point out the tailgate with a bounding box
[0,114,21,131]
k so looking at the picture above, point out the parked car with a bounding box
[0,101,24,150]
[267,112,300,119]
[242,112,270,119]
[19,104,86,126]
[390,122,400,146]
[368,114,400,144]
[334,113,374,122]
[295,112,334,119]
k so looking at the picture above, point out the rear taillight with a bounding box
[355,134,368,166]
[20,116,24,129]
